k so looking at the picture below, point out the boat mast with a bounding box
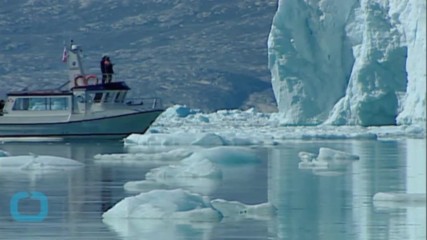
[66,40,86,89]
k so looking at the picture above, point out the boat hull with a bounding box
[0,110,163,138]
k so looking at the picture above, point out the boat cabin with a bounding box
[1,81,131,116]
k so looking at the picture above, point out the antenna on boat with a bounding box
[57,39,70,90]
[66,40,86,89]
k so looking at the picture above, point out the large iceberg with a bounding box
[268,0,426,126]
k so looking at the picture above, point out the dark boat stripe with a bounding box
[0,109,164,126]
[0,131,147,138]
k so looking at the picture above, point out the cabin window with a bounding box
[88,93,103,103]
[114,91,126,103]
[104,92,114,103]
[50,97,69,110]
[29,98,48,110]
[12,98,30,110]
[12,97,69,111]
[94,93,103,103]
[114,92,122,103]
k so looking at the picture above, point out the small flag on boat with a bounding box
[62,46,68,63]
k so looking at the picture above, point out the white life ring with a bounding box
[74,75,99,86]
[74,75,86,86]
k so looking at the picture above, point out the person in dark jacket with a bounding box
[100,56,114,84]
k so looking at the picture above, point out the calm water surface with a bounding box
[0,138,425,240]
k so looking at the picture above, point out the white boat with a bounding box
[0,41,164,139]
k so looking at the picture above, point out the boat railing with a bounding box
[125,97,163,110]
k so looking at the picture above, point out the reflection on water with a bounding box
[0,140,127,240]
[269,139,426,240]
[0,139,425,240]
[103,218,216,240]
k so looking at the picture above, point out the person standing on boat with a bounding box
[0,99,4,115]
[100,56,114,84]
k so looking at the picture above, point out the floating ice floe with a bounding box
[127,125,427,147]
[298,152,317,162]
[103,189,275,222]
[123,146,260,195]
[151,105,268,129]
[144,147,259,182]
[96,146,261,166]
[124,132,267,146]
[316,148,360,161]
[124,133,224,146]
[310,169,351,177]
[94,148,194,165]
[146,153,222,179]
[368,124,427,139]
[160,105,202,118]
[124,180,174,193]
[0,154,84,172]
[124,177,221,198]
[298,148,359,174]
[143,105,425,142]
[140,154,222,198]
[103,189,220,221]
[373,192,427,209]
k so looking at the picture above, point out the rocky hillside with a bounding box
[0,0,278,112]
